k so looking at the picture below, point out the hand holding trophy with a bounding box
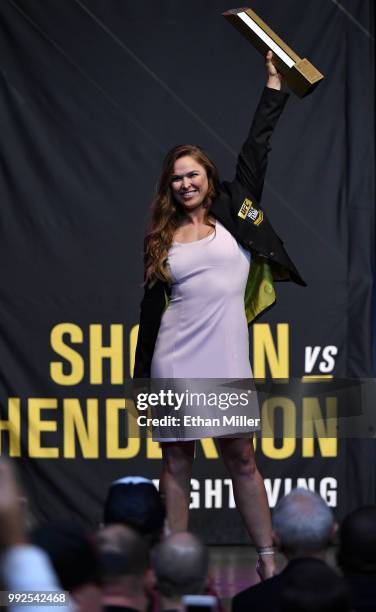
[265,50,282,91]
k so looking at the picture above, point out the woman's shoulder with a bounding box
[211,180,256,227]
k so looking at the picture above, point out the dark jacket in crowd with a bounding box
[232,558,329,612]
[344,573,376,611]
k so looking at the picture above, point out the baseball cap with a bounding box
[103,476,166,540]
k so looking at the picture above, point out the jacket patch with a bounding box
[247,207,264,226]
[238,198,252,219]
[238,198,264,225]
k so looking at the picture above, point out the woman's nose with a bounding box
[182,177,191,189]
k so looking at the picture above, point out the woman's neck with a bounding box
[182,206,211,226]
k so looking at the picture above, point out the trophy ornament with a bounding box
[223,7,324,97]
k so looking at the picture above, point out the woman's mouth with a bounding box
[181,190,198,200]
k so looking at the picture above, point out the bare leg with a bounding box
[159,441,195,533]
[217,437,276,579]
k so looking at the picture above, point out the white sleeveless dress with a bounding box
[150,221,259,440]
[151,221,252,378]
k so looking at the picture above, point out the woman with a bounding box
[134,51,305,579]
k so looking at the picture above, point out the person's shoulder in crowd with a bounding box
[232,557,327,612]
[337,505,376,611]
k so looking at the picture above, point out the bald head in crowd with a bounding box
[152,531,209,608]
[97,524,152,611]
[272,489,335,559]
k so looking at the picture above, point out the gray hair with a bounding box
[272,489,334,554]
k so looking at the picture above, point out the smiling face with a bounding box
[170,155,209,211]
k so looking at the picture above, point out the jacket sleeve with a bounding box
[133,279,167,379]
[234,86,289,201]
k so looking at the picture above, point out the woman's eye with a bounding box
[171,172,198,183]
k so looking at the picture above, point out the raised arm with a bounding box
[234,51,289,201]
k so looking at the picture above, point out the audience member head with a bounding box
[280,559,351,612]
[152,531,210,610]
[103,476,166,546]
[96,524,152,611]
[337,505,376,575]
[272,488,335,559]
[32,521,101,612]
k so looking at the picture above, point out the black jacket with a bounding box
[232,558,330,612]
[134,87,305,379]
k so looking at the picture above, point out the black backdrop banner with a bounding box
[0,0,374,543]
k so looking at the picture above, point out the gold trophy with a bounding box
[223,7,324,97]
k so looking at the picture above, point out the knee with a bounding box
[223,446,257,478]
[162,446,194,478]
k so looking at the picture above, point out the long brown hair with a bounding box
[144,144,220,285]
